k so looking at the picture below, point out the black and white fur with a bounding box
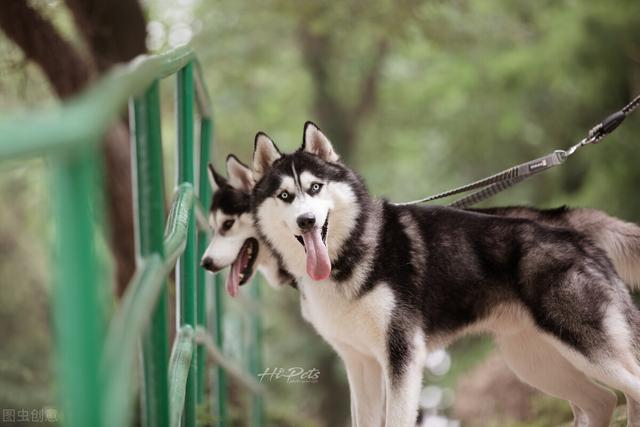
[250,121,640,427]
[200,155,292,295]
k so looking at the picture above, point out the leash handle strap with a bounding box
[450,151,566,208]
[395,94,639,208]
[450,176,525,208]
[394,150,564,206]
[392,166,516,206]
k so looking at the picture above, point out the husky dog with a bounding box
[200,155,292,297]
[250,121,640,427]
[202,155,640,426]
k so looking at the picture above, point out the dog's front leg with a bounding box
[361,356,385,427]
[337,344,385,427]
[382,343,425,427]
[335,344,362,427]
[354,352,385,427]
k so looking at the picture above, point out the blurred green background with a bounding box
[1,0,639,426]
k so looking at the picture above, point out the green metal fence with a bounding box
[0,46,263,427]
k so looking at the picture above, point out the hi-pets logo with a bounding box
[257,367,320,383]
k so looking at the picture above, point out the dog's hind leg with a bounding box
[498,329,616,427]
[543,301,640,427]
[550,344,640,427]
[624,300,640,427]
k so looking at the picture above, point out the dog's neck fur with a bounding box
[254,241,294,287]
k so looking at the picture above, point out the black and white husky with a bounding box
[199,155,292,296]
[248,122,640,427]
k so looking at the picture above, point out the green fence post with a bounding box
[51,148,104,427]
[131,80,171,427]
[196,117,213,422]
[169,326,196,427]
[177,61,198,427]
[213,273,228,426]
[250,280,264,427]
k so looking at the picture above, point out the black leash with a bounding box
[395,94,640,208]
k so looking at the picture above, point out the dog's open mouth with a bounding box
[225,237,259,297]
[294,214,331,281]
[295,214,329,248]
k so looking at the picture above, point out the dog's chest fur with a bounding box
[298,278,394,356]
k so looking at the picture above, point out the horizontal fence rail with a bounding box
[0,46,264,427]
[0,46,209,160]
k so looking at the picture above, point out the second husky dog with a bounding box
[250,122,640,427]
[200,154,292,297]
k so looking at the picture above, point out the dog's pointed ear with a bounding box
[226,154,254,193]
[208,163,227,190]
[253,132,282,181]
[302,121,339,162]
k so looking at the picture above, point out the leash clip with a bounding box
[588,111,627,143]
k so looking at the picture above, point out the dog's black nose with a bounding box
[201,257,218,272]
[297,212,316,230]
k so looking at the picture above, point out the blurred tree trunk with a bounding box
[0,0,92,97]
[297,24,388,163]
[0,0,147,297]
[64,0,147,297]
[64,0,147,73]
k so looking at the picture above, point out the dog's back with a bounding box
[471,205,640,289]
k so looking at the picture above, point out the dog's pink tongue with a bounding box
[225,257,241,297]
[301,228,331,281]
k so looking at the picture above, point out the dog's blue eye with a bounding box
[277,191,292,202]
[308,182,323,195]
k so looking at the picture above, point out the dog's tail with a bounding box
[570,209,640,290]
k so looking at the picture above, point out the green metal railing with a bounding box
[0,46,264,427]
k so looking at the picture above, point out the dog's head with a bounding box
[252,122,366,282]
[200,155,259,297]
